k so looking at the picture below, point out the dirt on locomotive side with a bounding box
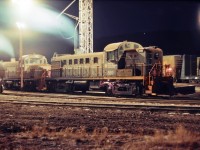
[0,98,200,149]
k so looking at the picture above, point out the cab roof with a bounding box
[104,41,143,52]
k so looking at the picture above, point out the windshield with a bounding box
[24,58,47,65]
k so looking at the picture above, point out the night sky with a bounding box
[0,0,200,61]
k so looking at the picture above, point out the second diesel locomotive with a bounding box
[2,54,51,91]
[46,41,174,96]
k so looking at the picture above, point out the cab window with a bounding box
[107,50,118,62]
[107,51,114,61]
[25,59,28,64]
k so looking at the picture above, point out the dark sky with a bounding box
[0,0,200,61]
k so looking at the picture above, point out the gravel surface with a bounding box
[0,101,200,149]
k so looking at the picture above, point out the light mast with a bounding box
[59,0,93,54]
[78,0,93,54]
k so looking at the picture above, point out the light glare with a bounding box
[12,0,33,7]
[0,34,14,57]
[11,0,77,45]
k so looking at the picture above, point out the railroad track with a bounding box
[2,90,200,104]
[0,90,200,113]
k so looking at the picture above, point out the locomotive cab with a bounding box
[23,54,50,79]
[104,41,144,77]
[104,41,163,77]
[104,41,173,96]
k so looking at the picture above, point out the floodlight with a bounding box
[12,0,34,14]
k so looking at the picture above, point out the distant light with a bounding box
[198,11,200,24]
[143,32,146,35]
[197,5,200,30]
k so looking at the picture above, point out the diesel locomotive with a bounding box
[47,41,173,96]
[1,54,51,91]
[1,41,174,96]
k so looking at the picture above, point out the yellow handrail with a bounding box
[148,63,161,85]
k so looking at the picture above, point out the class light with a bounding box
[167,67,172,72]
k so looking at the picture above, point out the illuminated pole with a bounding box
[16,22,25,90]
[12,0,30,90]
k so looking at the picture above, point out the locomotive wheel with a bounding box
[46,83,56,93]
[106,86,113,96]
[66,84,74,93]
[82,90,87,94]
[135,83,144,97]
[0,85,3,93]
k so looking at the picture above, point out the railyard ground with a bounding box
[0,99,200,150]
[0,83,200,149]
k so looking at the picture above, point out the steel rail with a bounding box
[0,97,200,113]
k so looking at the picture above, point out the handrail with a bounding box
[148,63,161,85]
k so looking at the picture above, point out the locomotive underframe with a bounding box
[45,75,174,96]
[45,77,144,95]
[3,78,45,91]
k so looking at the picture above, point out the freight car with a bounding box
[46,41,174,96]
[163,54,200,83]
[1,54,51,91]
